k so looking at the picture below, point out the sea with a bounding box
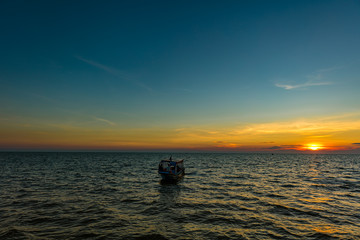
[0,152,359,240]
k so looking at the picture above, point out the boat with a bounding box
[158,157,185,181]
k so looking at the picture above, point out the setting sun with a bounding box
[307,144,322,151]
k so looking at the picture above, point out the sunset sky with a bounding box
[1,0,360,152]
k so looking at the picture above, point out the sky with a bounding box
[1,0,360,152]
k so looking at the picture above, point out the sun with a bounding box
[308,146,320,151]
[307,144,321,151]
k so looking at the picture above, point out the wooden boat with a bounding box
[158,157,185,181]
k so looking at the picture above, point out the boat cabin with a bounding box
[158,158,185,180]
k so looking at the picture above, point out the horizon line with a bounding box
[1,149,359,154]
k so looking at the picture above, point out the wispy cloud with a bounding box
[267,145,302,151]
[275,81,331,90]
[75,55,153,92]
[31,93,61,105]
[268,146,282,149]
[75,55,126,76]
[275,67,337,90]
[234,115,360,135]
[93,116,117,126]
[169,112,360,151]
[171,87,193,93]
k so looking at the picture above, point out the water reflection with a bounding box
[158,182,181,204]
[155,182,184,239]
[159,177,184,186]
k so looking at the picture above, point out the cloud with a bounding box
[268,146,282,149]
[75,56,153,92]
[268,145,302,150]
[169,112,360,151]
[31,93,60,104]
[170,87,193,93]
[275,68,336,90]
[352,143,360,145]
[275,81,331,90]
[281,145,302,147]
[75,56,123,76]
[93,117,116,126]
[234,115,360,135]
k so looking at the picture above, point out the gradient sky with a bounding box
[1,0,360,152]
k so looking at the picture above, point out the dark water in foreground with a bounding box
[1,153,360,239]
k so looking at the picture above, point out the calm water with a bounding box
[1,152,360,239]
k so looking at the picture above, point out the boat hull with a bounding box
[159,170,185,181]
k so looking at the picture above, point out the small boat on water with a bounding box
[158,157,185,181]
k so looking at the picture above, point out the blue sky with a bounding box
[1,0,360,151]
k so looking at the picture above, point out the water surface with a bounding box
[1,152,359,239]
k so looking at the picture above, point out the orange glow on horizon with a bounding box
[1,112,360,152]
[307,144,322,151]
